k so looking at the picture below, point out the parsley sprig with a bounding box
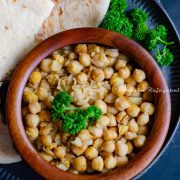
[51,91,102,134]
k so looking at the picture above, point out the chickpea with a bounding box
[92,69,105,82]
[125,85,135,97]
[98,115,110,127]
[126,104,140,117]
[51,60,62,72]
[137,81,149,92]
[52,53,64,65]
[107,114,117,127]
[93,138,103,149]
[134,135,146,148]
[104,93,116,104]
[76,72,88,85]
[115,96,130,111]
[72,156,87,172]
[121,115,130,125]
[56,163,68,171]
[125,77,137,86]
[40,125,52,135]
[94,100,107,114]
[102,141,115,153]
[38,110,51,122]
[61,132,71,144]
[103,129,118,141]
[104,155,117,169]
[104,67,114,79]
[85,146,98,160]
[71,137,83,147]
[115,141,128,157]
[108,57,116,66]
[137,126,148,136]
[75,44,87,54]
[79,53,91,67]
[131,88,141,97]
[116,111,127,123]
[40,58,52,72]
[23,89,38,103]
[40,79,50,91]
[127,141,134,154]
[137,113,149,126]
[92,156,104,171]
[40,152,53,162]
[112,83,126,97]
[40,135,52,146]
[67,60,83,75]
[44,96,54,109]
[128,119,139,133]
[71,144,87,156]
[54,146,66,159]
[115,60,127,70]
[132,69,146,83]
[88,44,101,54]
[140,102,155,115]
[26,127,39,141]
[118,125,128,136]
[110,73,124,86]
[91,53,109,68]
[107,106,118,115]
[36,87,48,101]
[46,74,59,86]
[89,126,103,138]
[29,71,42,85]
[124,132,137,140]
[118,67,130,79]
[69,52,77,60]
[116,156,128,167]
[25,114,40,127]
[128,97,142,106]
[28,101,41,114]
[78,129,92,142]
[105,49,119,58]
[143,91,153,102]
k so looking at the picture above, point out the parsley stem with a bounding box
[157,37,174,46]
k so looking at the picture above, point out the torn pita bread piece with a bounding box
[0,116,21,163]
[0,0,54,81]
[36,0,110,42]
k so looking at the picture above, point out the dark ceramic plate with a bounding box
[0,0,180,179]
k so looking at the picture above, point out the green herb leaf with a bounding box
[155,48,174,66]
[51,91,102,134]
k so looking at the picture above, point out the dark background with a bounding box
[140,0,180,179]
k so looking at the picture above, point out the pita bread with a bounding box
[36,0,110,41]
[0,0,54,81]
[0,115,21,163]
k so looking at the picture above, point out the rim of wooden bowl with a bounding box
[6,28,171,180]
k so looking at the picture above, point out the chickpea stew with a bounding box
[22,44,155,174]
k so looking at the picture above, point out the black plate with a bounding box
[0,0,180,179]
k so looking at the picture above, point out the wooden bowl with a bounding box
[6,28,171,180]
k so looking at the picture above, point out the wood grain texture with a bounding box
[6,28,171,180]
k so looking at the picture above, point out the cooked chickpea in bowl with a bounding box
[22,44,155,175]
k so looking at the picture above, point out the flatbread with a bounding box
[0,115,21,163]
[0,0,54,81]
[36,0,110,42]
[0,0,54,163]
